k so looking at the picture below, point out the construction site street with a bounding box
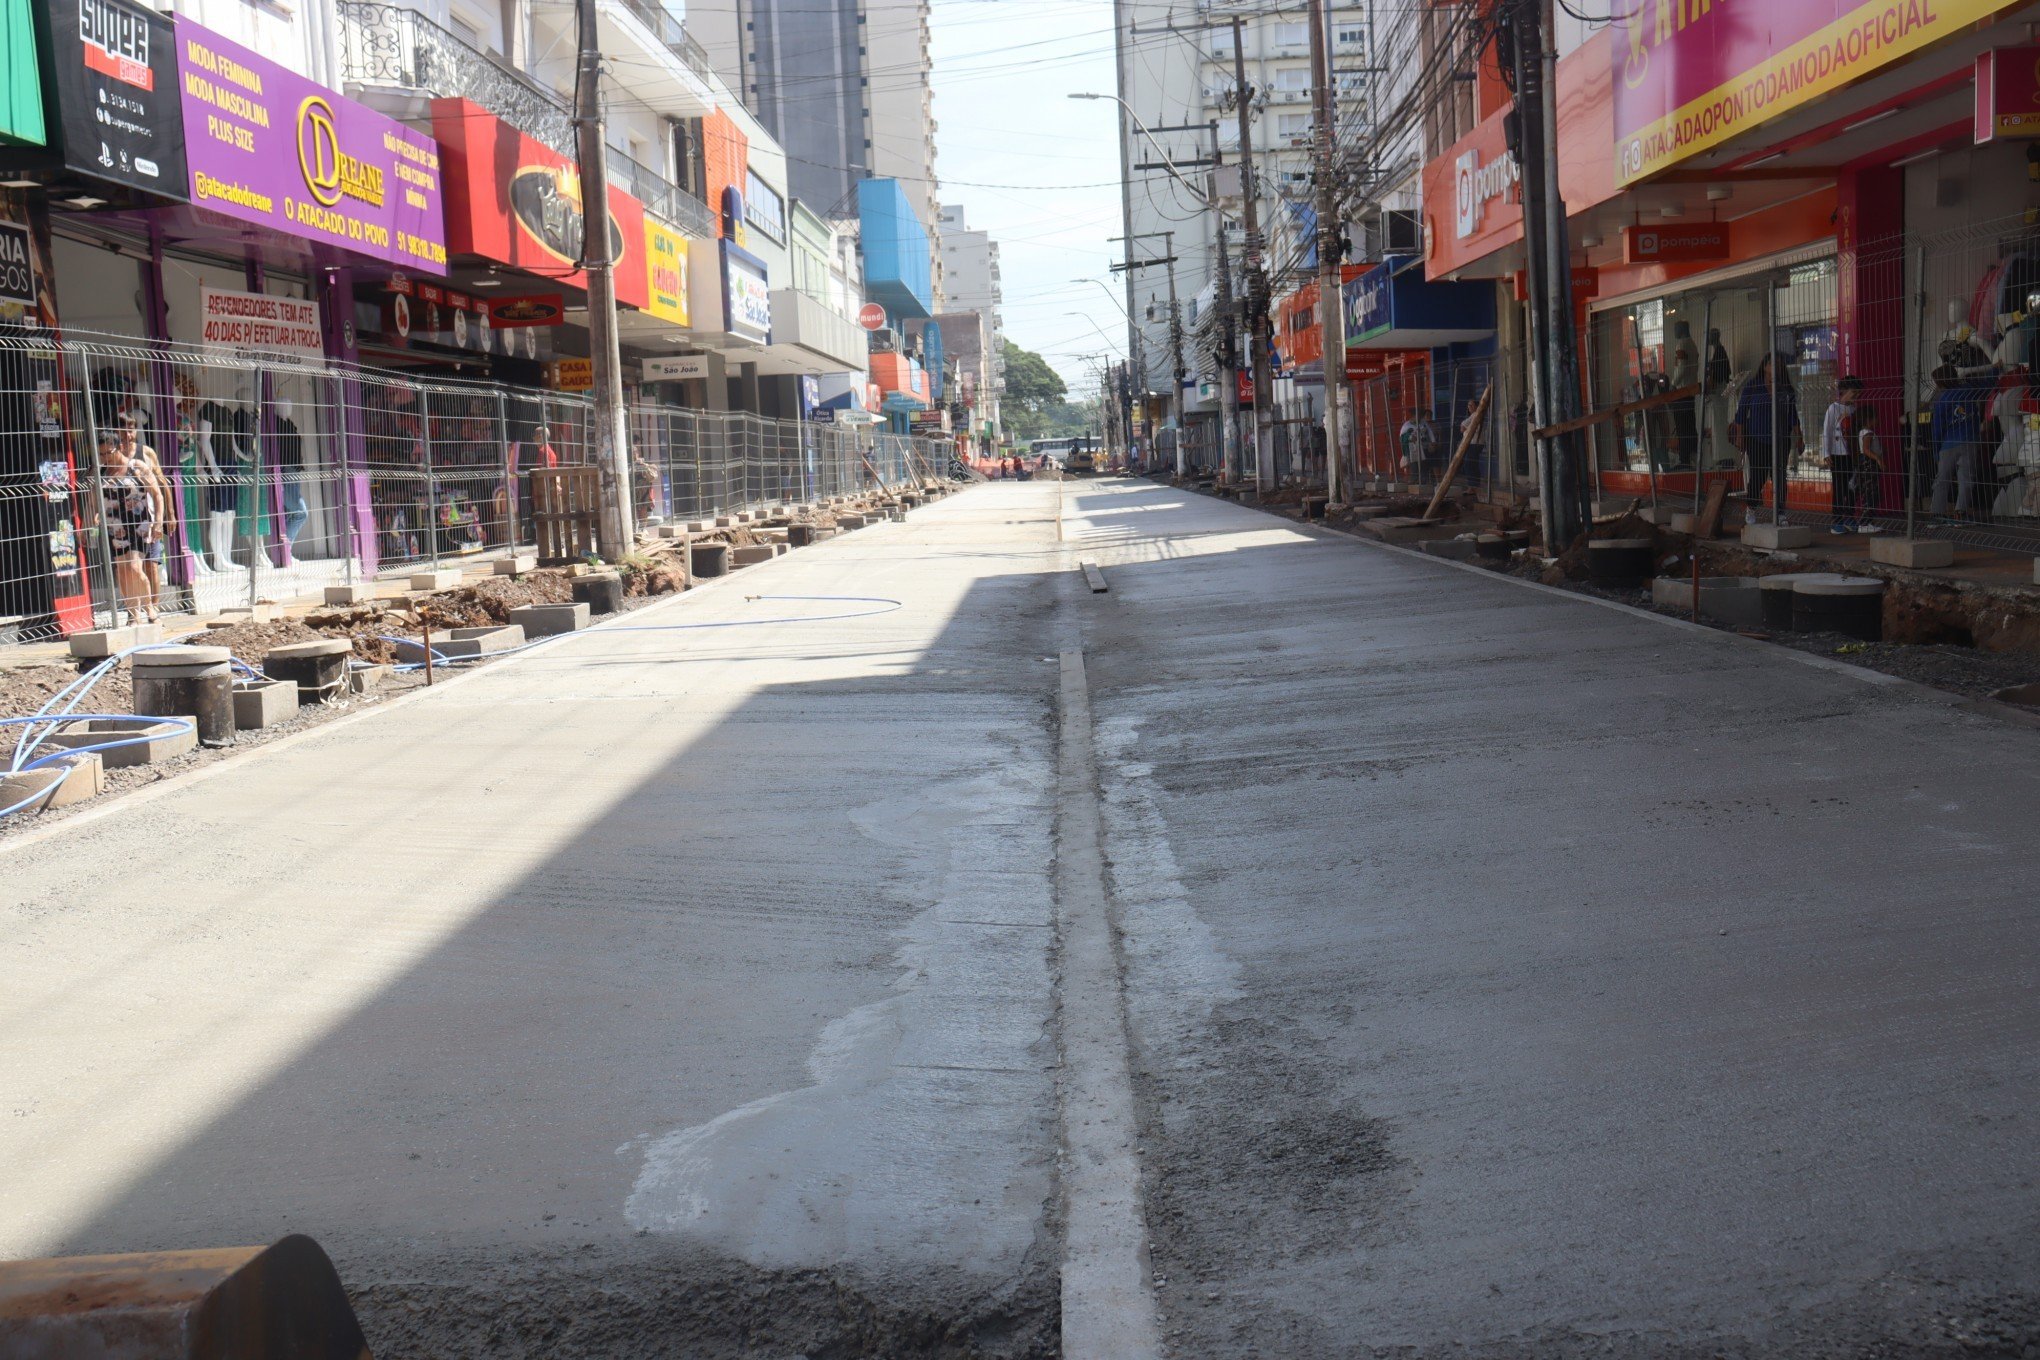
[4,478,2040,1358]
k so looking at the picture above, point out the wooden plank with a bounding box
[1422,384,1493,522]
[1694,475,1731,540]
[1080,561,1109,593]
[1533,383,1701,440]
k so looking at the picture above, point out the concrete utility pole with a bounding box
[1229,16,1275,491]
[1215,206,1241,482]
[1111,0,1146,463]
[1162,229,1187,477]
[1509,0,1584,553]
[574,0,632,559]
[1307,0,1345,503]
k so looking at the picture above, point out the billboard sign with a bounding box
[176,19,444,269]
[40,0,185,196]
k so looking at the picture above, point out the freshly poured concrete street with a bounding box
[6,478,2040,1357]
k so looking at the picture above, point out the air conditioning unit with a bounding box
[1208,163,1244,202]
[1383,208,1421,253]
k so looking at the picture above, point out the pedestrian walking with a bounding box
[1399,410,1439,483]
[1730,352,1801,520]
[1820,374,1863,534]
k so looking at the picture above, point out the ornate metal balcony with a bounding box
[605,149,715,239]
[338,1,576,157]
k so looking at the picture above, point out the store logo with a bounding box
[509,165,622,268]
[1454,148,1518,241]
[77,0,153,89]
[296,98,384,210]
[0,221,36,307]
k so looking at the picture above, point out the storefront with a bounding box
[1342,255,1499,484]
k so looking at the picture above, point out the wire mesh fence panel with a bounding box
[0,328,99,642]
[421,387,512,565]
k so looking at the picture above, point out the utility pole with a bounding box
[1307,0,1345,503]
[1230,15,1275,492]
[574,0,631,559]
[1509,0,1584,552]
[1215,207,1241,482]
[1112,0,1147,466]
[1161,229,1187,477]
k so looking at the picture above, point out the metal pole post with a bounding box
[1214,187,1240,482]
[1632,316,1659,515]
[79,366,120,625]
[1908,242,1925,541]
[1768,278,1783,525]
[1163,229,1187,478]
[575,0,632,560]
[1308,0,1344,503]
[1231,15,1275,492]
[248,369,264,608]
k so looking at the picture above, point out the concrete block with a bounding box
[510,602,590,637]
[838,514,868,529]
[42,717,195,767]
[1635,506,1678,526]
[1362,516,1458,545]
[1868,537,1955,568]
[67,623,161,659]
[1419,537,1480,561]
[1742,522,1813,549]
[392,625,525,663]
[715,515,736,527]
[651,525,686,539]
[214,603,282,622]
[684,522,712,534]
[232,678,299,729]
[1669,513,1700,535]
[690,543,729,578]
[571,573,625,615]
[323,584,372,606]
[409,569,461,591]
[265,638,353,702]
[731,545,775,567]
[0,751,104,814]
[494,554,538,575]
[348,664,389,695]
[1653,574,1763,626]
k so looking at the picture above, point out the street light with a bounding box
[1064,312,1121,352]
[1068,92,1211,206]
[1071,278,1128,315]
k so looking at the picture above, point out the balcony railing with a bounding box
[338,1,576,156]
[614,0,716,85]
[605,148,715,238]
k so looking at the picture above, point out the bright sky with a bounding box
[925,0,1130,395]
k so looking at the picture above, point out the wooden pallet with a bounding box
[530,467,602,565]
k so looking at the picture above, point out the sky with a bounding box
[924,0,1133,395]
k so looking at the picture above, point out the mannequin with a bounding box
[194,389,238,573]
[1703,328,1734,466]
[227,384,259,570]
[1668,320,1699,467]
[273,396,307,553]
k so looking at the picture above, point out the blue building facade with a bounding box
[857,178,933,321]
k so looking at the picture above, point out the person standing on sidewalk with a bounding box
[1820,375,1865,534]
[1730,353,1801,521]
[1928,364,1983,521]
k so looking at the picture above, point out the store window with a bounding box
[1589,258,1837,486]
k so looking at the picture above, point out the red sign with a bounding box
[1613,0,2022,185]
[1622,225,1730,264]
[1511,265,1601,304]
[488,294,567,327]
[1236,370,1256,407]
[858,302,887,331]
[431,98,649,310]
[1976,46,2040,142]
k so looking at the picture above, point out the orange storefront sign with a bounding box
[1423,29,1619,278]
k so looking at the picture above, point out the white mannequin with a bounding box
[1945,298,1976,348]
[190,406,232,574]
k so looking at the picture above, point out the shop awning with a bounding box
[1344,256,1496,350]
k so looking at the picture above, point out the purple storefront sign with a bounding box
[175,20,447,272]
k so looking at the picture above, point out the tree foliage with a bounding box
[1001,340,1068,413]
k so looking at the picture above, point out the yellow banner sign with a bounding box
[643,215,691,327]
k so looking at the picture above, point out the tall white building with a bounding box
[937,204,1005,435]
[689,0,943,304]
[1117,1,1372,420]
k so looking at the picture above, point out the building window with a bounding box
[1272,65,1309,91]
[1209,29,1235,56]
[1272,21,1307,46]
[1276,112,1310,138]
[1335,25,1364,47]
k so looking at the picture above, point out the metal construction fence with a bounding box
[0,326,959,645]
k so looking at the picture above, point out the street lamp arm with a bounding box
[1069,92,1212,207]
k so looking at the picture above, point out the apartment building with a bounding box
[1117,0,1371,429]
[937,204,1004,434]
[689,0,943,306]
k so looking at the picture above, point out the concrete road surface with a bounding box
[5,478,2040,1358]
